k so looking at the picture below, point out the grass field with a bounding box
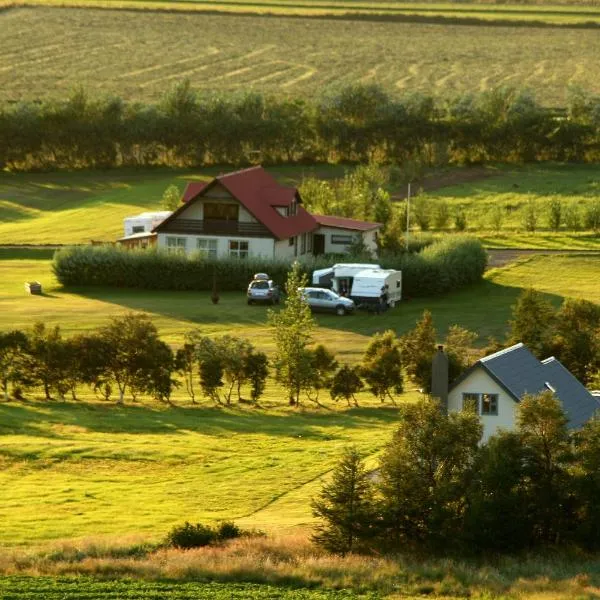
[1,164,600,248]
[2,6,600,105]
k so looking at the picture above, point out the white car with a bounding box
[299,287,355,316]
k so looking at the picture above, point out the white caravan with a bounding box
[312,263,402,309]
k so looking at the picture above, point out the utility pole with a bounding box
[405,182,411,250]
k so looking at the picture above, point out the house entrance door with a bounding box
[313,234,325,255]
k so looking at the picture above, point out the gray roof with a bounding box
[451,342,600,430]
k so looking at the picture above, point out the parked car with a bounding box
[247,274,280,305]
[299,287,355,316]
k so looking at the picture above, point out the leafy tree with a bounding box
[584,199,600,231]
[564,202,581,230]
[143,339,178,404]
[243,350,269,403]
[517,391,574,545]
[551,298,600,384]
[400,310,436,391]
[490,205,504,232]
[97,313,164,404]
[361,330,403,403]
[176,342,197,403]
[25,322,67,400]
[412,197,431,231]
[269,263,315,405]
[309,344,338,402]
[73,333,113,398]
[312,447,376,555]
[220,336,253,403]
[199,355,224,404]
[433,200,450,230]
[454,209,467,232]
[464,431,531,553]
[161,184,181,211]
[547,197,562,231]
[573,416,600,549]
[0,330,28,401]
[445,325,478,382]
[522,199,538,232]
[377,397,482,551]
[508,288,556,358]
[330,365,364,407]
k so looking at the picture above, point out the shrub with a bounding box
[584,199,600,231]
[167,522,216,548]
[216,521,242,542]
[454,209,467,232]
[53,236,486,299]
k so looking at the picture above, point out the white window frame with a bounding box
[331,234,354,245]
[481,393,499,416]
[166,236,187,254]
[229,239,249,259]
[197,238,218,259]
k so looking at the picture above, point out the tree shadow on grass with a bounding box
[0,401,401,440]
[309,279,566,343]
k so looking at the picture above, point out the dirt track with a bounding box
[487,248,600,269]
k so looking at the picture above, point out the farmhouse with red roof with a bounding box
[120,166,381,260]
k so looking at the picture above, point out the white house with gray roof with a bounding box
[447,343,600,442]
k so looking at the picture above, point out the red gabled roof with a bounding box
[163,166,317,241]
[182,182,208,203]
[313,214,382,231]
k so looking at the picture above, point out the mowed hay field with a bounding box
[2,7,600,105]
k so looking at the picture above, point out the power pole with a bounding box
[405,182,411,250]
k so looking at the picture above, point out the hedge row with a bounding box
[52,236,486,297]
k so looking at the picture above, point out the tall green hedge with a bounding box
[53,236,486,297]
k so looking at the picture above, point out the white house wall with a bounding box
[448,367,516,443]
[157,233,275,259]
[274,238,298,260]
[315,226,379,256]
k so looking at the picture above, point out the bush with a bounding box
[53,236,486,299]
[167,522,216,548]
[216,521,242,541]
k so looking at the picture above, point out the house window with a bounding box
[229,240,249,259]
[300,233,306,255]
[131,225,145,234]
[462,393,480,413]
[166,236,186,254]
[331,234,354,245]
[481,393,499,416]
[204,203,238,221]
[197,238,218,259]
[289,236,295,247]
[307,233,313,253]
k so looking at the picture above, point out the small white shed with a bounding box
[123,211,172,238]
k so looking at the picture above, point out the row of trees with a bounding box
[313,393,600,555]
[4,83,600,170]
[299,165,600,237]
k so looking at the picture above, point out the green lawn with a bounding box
[0,252,598,546]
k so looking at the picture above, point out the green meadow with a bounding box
[1,164,600,248]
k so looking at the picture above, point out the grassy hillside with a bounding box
[1,164,599,247]
[2,7,600,105]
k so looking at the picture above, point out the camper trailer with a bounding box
[312,263,401,309]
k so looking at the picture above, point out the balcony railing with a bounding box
[161,218,271,237]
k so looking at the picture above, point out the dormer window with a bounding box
[285,201,297,217]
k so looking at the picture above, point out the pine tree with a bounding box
[508,289,556,358]
[312,447,375,554]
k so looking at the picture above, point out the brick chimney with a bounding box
[431,345,449,413]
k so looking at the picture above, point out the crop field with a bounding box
[1,7,600,105]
